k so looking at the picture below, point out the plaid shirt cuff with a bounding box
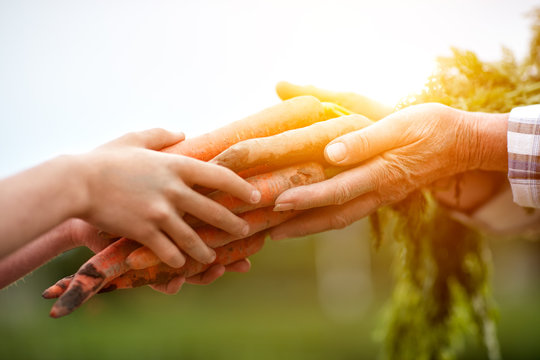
[508,104,540,208]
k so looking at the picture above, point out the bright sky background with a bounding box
[0,0,538,177]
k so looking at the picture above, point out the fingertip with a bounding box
[165,251,186,269]
[138,128,187,150]
[228,259,251,273]
[174,131,186,141]
[229,219,250,237]
[269,230,286,242]
[274,189,294,205]
[250,190,261,204]
[169,276,186,294]
[273,203,293,212]
[325,142,347,164]
[274,189,301,210]
[240,222,250,237]
[214,264,226,277]
[204,248,217,264]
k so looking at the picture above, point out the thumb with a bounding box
[324,116,405,165]
[128,128,185,150]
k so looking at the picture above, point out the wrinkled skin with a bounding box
[269,83,508,240]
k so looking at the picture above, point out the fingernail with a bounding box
[206,249,217,264]
[326,142,347,163]
[273,203,293,212]
[270,232,285,241]
[171,254,185,268]
[241,223,250,236]
[251,190,261,204]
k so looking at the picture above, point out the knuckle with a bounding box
[347,132,371,157]
[381,188,409,205]
[160,250,181,267]
[177,233,200,252]
[168,183,189,199]
[377,155,413,187]
[332,182,354,205]
[147,203,171,223]
[136,224,158,242]
[121,131,140,143]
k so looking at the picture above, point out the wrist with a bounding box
[55,154,91,218]
[45,219,77,253]
[463,110,509,172]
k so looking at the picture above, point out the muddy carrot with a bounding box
[42,275,74,299]
[49,239,140,318]
[211,114,374,173]
[47,207,301,313]
[162,96,333,161]
[101,233,266,293]
[43,233,266,300]
[128,206,301,270]
[48,234,265,315]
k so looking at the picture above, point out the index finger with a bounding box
[176,157,261,205]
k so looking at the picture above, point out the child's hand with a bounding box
[77,129,260,268]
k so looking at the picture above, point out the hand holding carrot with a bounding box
[269,103,509,240]
[0,127,260,270]
[76,128,260,268]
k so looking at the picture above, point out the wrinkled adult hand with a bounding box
[270,103,508,240]
[67,219,250,295]
[77,128,260,268]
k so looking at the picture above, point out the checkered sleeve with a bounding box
[507,104,540,208]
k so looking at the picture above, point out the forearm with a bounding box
[0,155,87,257]
[0,220,74,289]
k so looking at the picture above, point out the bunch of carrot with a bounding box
[43,94,374,318]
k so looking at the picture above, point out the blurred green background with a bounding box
[1,219,539,360]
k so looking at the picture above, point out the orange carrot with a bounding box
[211,114,374,173]
[129,163,324,269]
[44,99,360,317]
[275,81,393,120]
[48,238,140,318]
[184,162,325,226]
[102,233,265,293]
[41,275,73,299]
[46,206,303,315]
[128,206,301,270]
[162,96,331,161]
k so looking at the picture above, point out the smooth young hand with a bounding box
[77,128,260,268]
[0,128,260,269]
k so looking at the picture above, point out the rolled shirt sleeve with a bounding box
[507,104,540,208]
